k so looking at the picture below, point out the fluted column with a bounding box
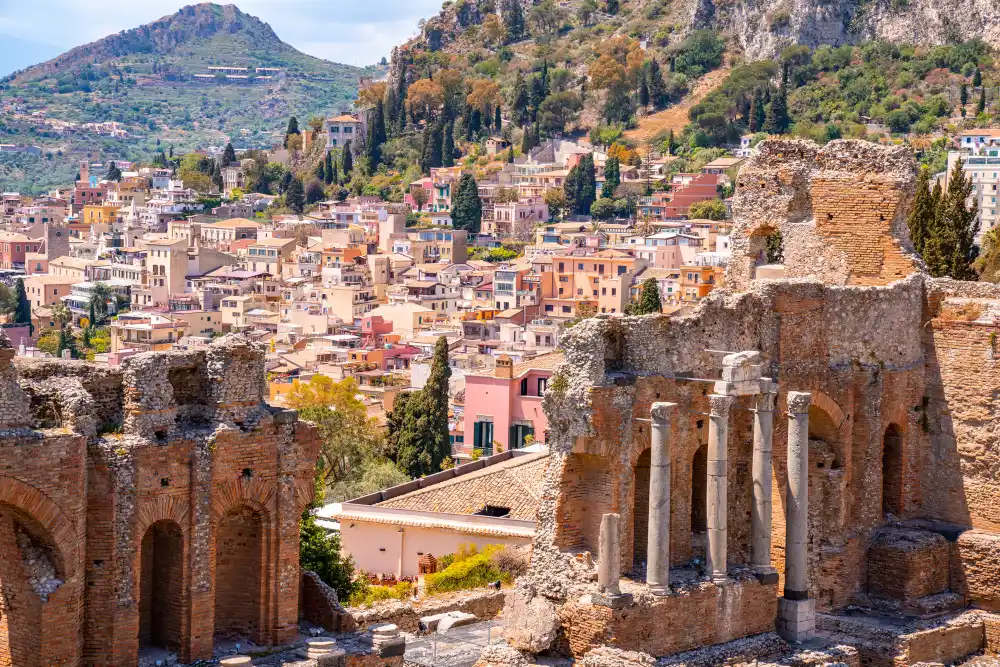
[706,394,734,584]
[751,379,778,580]
[647,402,677,595]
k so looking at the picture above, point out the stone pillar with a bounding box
[706,394,734,584]
[778,391,815,643]
[647,402,677,595]
[751,379,778,582]
[595,513,632,607]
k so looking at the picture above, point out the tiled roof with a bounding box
[511,352,564,377]
[376,452,549,520]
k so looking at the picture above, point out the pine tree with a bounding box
[978,87,987,115]
[286,176,305,215]
[907,166,933,255]
[974,68,983,88]
[392,336,452,477]
[511,71,530,126]
[635,278,662,314]
[442,121,455,168]
[222,142,237,167]
[452,173,483,234]
[341,140,353,178]
[105,163,122,181]
[324,151,334,185]
[13,279,30,332]
[603,156,620,198]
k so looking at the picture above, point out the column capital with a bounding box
[651,401,678,421]
[786,391,812,414]
[708,393,735,417]
[756,379,777,411]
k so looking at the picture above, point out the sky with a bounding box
[0,0,442,76]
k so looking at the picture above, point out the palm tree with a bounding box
[50,303,71,329]
[87,282,114,326]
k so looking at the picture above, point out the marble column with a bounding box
[647,402,677,595]
[596,513,632,607]
[778,390,815,643]
[751,379,778,581]
[706,394,734,584]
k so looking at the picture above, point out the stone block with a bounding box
[437,611,478,633]
[503,589,560,652]
[374,637,406,658]
[777,598,816,644]
[593,592,634,608]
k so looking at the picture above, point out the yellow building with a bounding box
[81,204,121,226]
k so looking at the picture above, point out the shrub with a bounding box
[425,544,511,594]
[347,579,414,607]
[489,545,529,579]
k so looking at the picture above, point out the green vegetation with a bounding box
[347,579,414,607]
[424,543,527,595]
[912,159,979,280]
[387,336,452,477]
[625,277,662,315]
[300,509,358,601]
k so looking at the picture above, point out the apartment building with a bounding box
[542,249,645,317]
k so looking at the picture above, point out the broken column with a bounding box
[751,379,778,583]
[778,390,815,643]
[595,513,632,607]
[647,402,677,595]
[706,394,734,584]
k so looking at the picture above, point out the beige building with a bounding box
[246,237,296,275]
[367,302,436,334]
[23,275,73,309]
[200,218,260,251]
[331,450,546,578]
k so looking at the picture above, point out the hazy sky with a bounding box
[0,0,442,75]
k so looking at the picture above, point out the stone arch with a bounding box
[139,520,185,650]
[747,225,783,279]
[0,477,81,667]
[211,478,275,525]
[882,423,904,518]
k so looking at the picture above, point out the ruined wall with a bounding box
[728,140,920,291]
[0,335,319,667]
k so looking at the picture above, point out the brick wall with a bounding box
[866,529,949,602]
[214,507,264,640]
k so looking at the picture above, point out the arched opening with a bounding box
[0,504,64,667]
[882,424,903,518]
[748,226,785,280]
[214,507,264,643]
[808,405,842,469]
[139,520,184,650]
[632,448,651,569]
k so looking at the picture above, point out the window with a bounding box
[520,378,528,395]
[473,420,495,453]
[545,305,553,312]
[562,306,571,313]
[611,288,616,296]
[618,266,627,275]
[578,263,584,270]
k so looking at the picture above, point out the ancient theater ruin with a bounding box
[496,139,1000,666]
[0,334,321,666]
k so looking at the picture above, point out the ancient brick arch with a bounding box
[0,476,82,667]
[211,477,276,524]
[213,504,271,644]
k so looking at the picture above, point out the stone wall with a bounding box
[0,334,319,667]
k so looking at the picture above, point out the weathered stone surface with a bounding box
[502,588,560,652]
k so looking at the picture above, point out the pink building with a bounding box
[461,352,561,456]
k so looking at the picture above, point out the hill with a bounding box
[0,3,368,191]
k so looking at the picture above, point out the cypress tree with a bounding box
[635,277,662,314]
[978,87,987,115]
[285,176,305,215]
[750,88,766,133]
[501,0,525,41]
[393,336,452,477]
[941,159,980,280]
[324,151,335,185]
[576,153,597,215]
[442,121,455,167]
[452,173,483,234]
[469,108,482,137]
[222,142,237,167]
[315,159,326,182]
[284,116,300,147]
[647,58,665,106]
[907,166,933,255]
[974,68,983,88]
[494,105,502,133]
[14,279,30,331]
[637,77,650,107]
[764,75,789,134]
[420,123,444,173]
[365,100,387,173]
[341,140,353,178]
[603,156,620,198]
[961,83,969,107]
[511,70,530,126]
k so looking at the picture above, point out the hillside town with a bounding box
[11,1,1000,666]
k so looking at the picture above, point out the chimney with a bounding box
[495,354,513,379]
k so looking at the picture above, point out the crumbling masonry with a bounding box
[499,140,1000,666]
[0,334,319,666]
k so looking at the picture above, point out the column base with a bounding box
[777,597,816,644]
[593,592,634,608]
[647,583,671,596]
[710,571,728,585]
[754,566,779,585]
